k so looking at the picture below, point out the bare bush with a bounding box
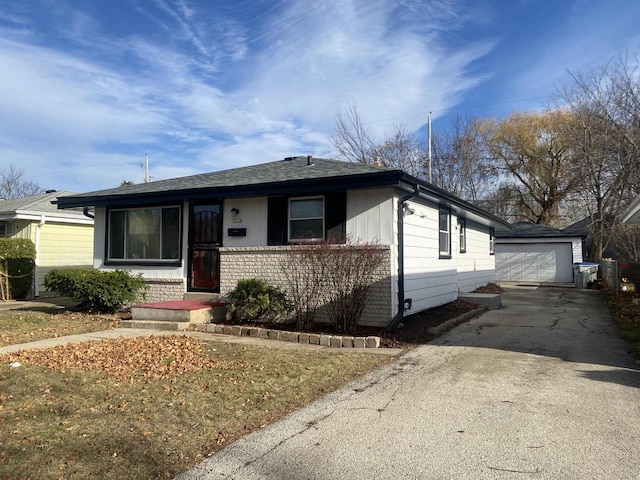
[280,240,386,333]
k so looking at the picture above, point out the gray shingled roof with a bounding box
[0,190,87,219]
[63,157,395,200]
[55,156,510,228]
[496,221,583,238]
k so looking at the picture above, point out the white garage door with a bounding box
[496,242,573,283]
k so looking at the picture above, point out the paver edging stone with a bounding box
[195,324,382,348]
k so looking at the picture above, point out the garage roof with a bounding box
[496,221,585,239]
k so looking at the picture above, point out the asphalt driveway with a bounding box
[176,286,640,479]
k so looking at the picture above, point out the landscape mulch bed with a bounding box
[219,284,503,348]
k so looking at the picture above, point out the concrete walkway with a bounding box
[175,286,640,480]
[0,323,399,356]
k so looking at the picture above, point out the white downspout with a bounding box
[34,215,45,297]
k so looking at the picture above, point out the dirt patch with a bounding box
[472,283,504,294]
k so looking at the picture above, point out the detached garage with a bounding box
[495,222,584,284]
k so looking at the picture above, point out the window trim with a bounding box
[288,196,325,242]
[105,205,182,265]
[439,207,451,259]
[459,218,467,253]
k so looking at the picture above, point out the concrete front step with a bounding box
[120,320,193,331]
[183,292,224,302]
[458,292,502,310]
[131,300,229,323]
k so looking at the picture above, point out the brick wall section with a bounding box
[142,278,185,303]
[219,246,393,328]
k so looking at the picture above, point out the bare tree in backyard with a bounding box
[559,55,640,261]
[332,104,377,166]
[431,115,494,202]
[332,104,426,178]
[0,164,44,199]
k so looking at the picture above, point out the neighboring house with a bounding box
[56,156,509,328]
[495,221,584,283]
[621,196,640,224]
[0,190,94,297]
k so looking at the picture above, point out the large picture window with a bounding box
[439,207,451,258]
[289,197,324,241]
[108,206,180,262]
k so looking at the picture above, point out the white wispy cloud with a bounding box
[10,0,621,193]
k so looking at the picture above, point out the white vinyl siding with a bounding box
[456,221,496,292]
[402,199,457,312]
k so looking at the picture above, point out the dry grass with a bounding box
[0,335,397,479]
[0,310,118,347]
[604,291,640,362]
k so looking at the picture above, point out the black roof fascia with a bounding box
[396,174,511,229]
[56,170,405,209]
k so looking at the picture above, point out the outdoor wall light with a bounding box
[231,207,239,215]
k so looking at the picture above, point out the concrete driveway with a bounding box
[176,286,640,480]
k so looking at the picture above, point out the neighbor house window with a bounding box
[459,218,466,253]
[289,197,324,241]
[439,207,451,258]
[108,206,180,262]
[489,228,495,255]
[0,222,7,238]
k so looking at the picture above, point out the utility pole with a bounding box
[428,112,432,183]
[144,154,150,183]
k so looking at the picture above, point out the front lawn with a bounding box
[0,335,397,479]
[0,309,118,347]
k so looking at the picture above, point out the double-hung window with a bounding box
[439,207,451,258]
[108,206,181,262]
[459,218,467,253]
[288,197,324,242]
[489,228,495,255]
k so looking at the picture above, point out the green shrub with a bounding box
[228,278,292,324]
[0,238,36,300]
[43,269,147,313]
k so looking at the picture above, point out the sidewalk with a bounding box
[0,296,401,356]
[0,327,401,355]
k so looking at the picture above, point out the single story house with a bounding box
[495,221,584,284]
[621,196,640,224]
[0,190,94,297]
[56,156,510,328]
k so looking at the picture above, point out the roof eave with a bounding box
[56,170,405,209]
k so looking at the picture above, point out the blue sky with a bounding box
[1,0,639,193]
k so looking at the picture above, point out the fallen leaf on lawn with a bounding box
[0,335,229,382]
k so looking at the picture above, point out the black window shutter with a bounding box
[325,191,346,244]
[267,196,287,245]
